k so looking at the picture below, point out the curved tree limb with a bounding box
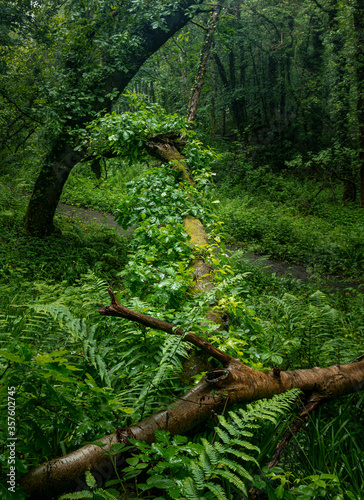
[21,297,364,498]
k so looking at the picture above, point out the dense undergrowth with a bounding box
[213,159,364,279]
[0,149,363,500]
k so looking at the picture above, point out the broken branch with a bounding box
[99,286,233,365]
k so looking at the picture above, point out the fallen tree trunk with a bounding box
[21,291,364,498]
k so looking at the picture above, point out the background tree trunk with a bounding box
[187,4,221,123]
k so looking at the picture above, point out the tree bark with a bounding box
[24,0,204,237]
[213,50,245,135]
[186,4,221,124]
[21,295,364,498]
[23,141,83,236]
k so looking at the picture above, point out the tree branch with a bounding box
[248,393,324,500]
[99,287,233,366]
[0,89,45,125]
[21,356,364,498]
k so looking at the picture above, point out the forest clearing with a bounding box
[0,1,363,499]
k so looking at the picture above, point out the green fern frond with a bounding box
[182,389,302,500]
[205,481,229,500]
[183,476,201,500]
[59,490,93,499]
[227,438,260,453]
[309,290,329,307]
[199,450,213,476]
[214,469,248,496]
[214,427,231,444]
[190,461,206,490]
[201,438,220,466]
[218,457,253,482]
[216,415,238,437]
[224,446,259,464]
[59,487,118,500]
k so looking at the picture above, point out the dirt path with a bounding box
[56,202,363,292]
[57,203,125,233]
[229,248,363,292]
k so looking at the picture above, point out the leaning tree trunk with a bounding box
[24,141,83,236]
[20,290,364,499]
[23,0,205,236]
[144,4,222,302]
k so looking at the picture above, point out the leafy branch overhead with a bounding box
[75,93,191,162]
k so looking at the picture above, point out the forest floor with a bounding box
[57,202,364,293]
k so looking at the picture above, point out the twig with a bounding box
[0,89,45,125]
[211,396,229,445]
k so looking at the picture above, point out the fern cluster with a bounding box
[264,290,362,367]
[0,272,190,477]
[183,390,301,500]
[100,389,301,500]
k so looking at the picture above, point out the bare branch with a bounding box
[99,287,233,365]
[0,89,45,125]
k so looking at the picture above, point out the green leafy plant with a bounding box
[114,389,301,500]
[59,471,119,499]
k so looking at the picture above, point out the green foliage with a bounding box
[111,132,220,310]
[263,290,361,367]
[228,253,364,370]
[114,166,193,309]
[0,221,127,286]
[115,390,300,500]
[0,272,192,484]
[257,395,364,499]
[0,182,128,285]
[75,92,189,161]
[59,471,119,499]
[216,167,364,277]
[1,1,363,499]
[61,158,147,212]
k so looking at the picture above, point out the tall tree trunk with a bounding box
[211,56,216,141]
[186,3,221,123]
[213,50,244,134]
[21,294,364,499]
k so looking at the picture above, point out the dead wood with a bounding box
[248,393,324,499]
[21,297,364,499]
[99,287,232,365]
